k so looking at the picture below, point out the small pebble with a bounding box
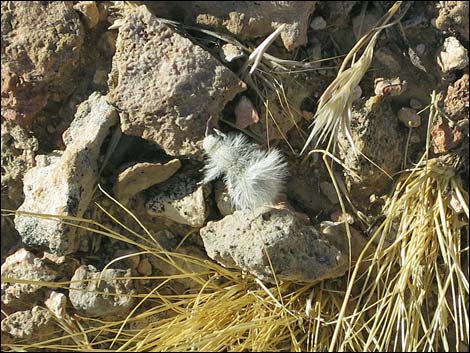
[310,16,327,30]
[398,107,421,128]
[437,36,469,73]
[416,44,425,55]
[450,192,464,214]
[410,132,421,144]
[93,69,108,86]
[44,291,67,319]
[235,96,259,129]
[137,258,152,276]
[352,85,362,101]
[374,77,407,96]
[220,43,244,63]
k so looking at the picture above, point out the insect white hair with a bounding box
[202,130,288,210]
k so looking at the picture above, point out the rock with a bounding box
[0,120,37,260]
[286,161,335,218]
[1,248,57,306]
[137,258,152,276]
[113,159,182,204]
[93,69,108,86]
[374,77,408,97]
[310,16,327,30]
[186,2,316,51]
[434,1,469,41]
[108,5,246,159]
[415,44,426,55]
[200,207,348,283]
[437,36,469,73]
[214,181,235,216]
[1,306,56,341]
[15,92,118,255]
[235,96,260,129]
[145,171,210,227]
[220,43,244,63]
[450,191,465,214]
[62,92,118,146]
[44,291,67,319]
[443,73,469,122]
[338,99,405,205]
[431,123,464,154]
[73,1,100,28]
[398,107,421,128]
[352,85,362,102]
[1,121,38,204]
[1,1,84,126]
[320,221,370,264]
[69,265,135,318]
[319,182,339,204]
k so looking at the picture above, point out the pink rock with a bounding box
[235,96,260,129]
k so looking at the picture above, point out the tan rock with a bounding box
[437,36,469,73]
[15,93,118,255]
[1,1,84,125]
[113,159,181,204]
[108,6,246,159]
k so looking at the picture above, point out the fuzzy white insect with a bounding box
[202,129,288,211]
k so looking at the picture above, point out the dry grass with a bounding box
[301,1,409,155]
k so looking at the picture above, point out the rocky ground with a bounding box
[1,1,469,348]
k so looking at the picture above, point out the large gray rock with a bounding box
[338,98,405,206]
[69,265,135,318]
[14,92,118,255]
[1,248,57,306]
[107,5,246,159]
[200,206,348,283]
[1,1,84,126]
[1,306,56,341]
